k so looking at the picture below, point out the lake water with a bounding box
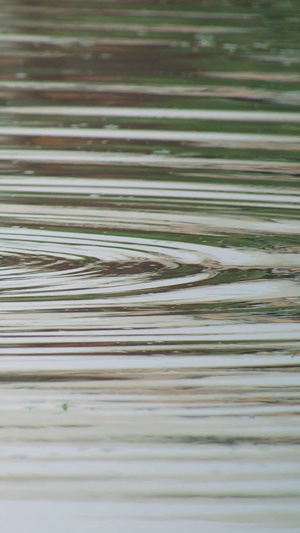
[0,1,300,531]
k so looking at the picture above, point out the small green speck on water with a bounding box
[62,403,68,412]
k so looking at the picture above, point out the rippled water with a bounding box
[0,1,300,531]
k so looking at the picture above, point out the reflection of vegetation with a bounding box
[231,0,300,47]
[5,136,299,162]
[7,92,300,112]
[5,114,300,136]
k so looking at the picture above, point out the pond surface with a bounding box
[0,1,300,531]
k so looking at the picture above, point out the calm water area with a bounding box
[0,0,300,531]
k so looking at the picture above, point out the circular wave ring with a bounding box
[0,227,214,299]
[0,227,299,309]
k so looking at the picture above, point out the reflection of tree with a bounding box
[231,0,299,47]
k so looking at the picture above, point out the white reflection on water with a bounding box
[0,0,300,530]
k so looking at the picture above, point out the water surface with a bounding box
[0,0,300,531]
